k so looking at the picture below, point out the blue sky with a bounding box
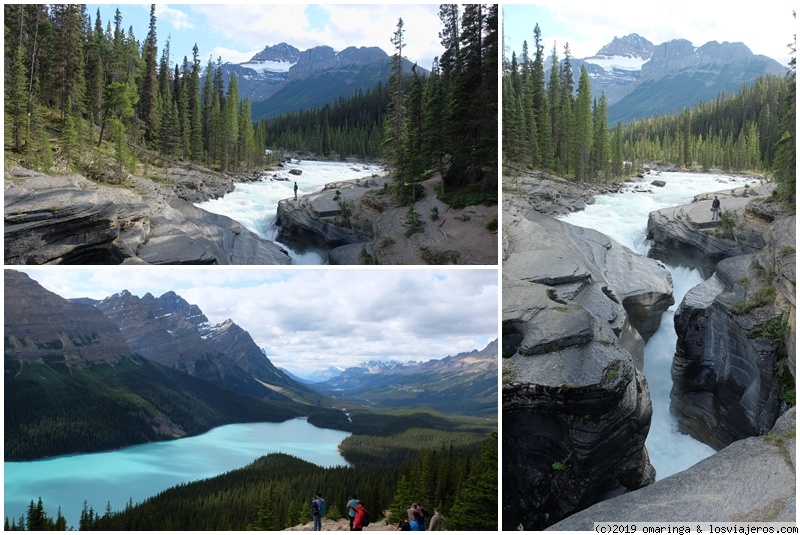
[503,1,795,67]
[86,4,444,70]
[15,267,498,374]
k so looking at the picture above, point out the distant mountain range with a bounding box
[311,340,499,417]
[209,42,425,121]
[549,33,787,124]
[4,270,496,458]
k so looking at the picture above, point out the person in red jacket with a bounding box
[353,502,367,531]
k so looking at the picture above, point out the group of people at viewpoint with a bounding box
[396,502,443,531]
[309,493,443,531]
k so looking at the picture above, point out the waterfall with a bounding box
[559,172,749,478]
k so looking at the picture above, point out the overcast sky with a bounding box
[14,267,498,375]
[86,4,444,70]
[503,1,795,67]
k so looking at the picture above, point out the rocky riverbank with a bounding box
[4,164,290,265]
[275,172,498,265]
[502,172,673,530]
[646,184,796,451]
[502,169,796,528]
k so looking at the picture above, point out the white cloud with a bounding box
[189,4,442,69]
[13,267,498,374]
[206,46,262,65]
[155,5,195,31]
[504,1,794,64]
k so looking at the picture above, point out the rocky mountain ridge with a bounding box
[210,42,423,120]
[91,289,322,405]
[313,339,498,417]
[4,270,311,461]
[555,33,786,123]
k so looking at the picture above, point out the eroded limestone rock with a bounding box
[547,408,796,529]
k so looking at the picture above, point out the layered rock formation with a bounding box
[93,290,319,404]
[670,214,796,450]
[4,166,291,265]
[647,183,795,451]
[671,255,785,449]
[548,408,796,529]
[502,184,672,530]
[4,270,135,365]
[646,184,774,277]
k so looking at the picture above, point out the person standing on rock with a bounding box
[429,508,443,531]
[311,492,325,531]
[294,181,298,201]
[711,196,721,221]
[347,495,360,530]
[353,501,367,531]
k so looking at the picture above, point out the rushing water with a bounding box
[559,172,754,479]
[195,159,384,264]
[4,418,351,529]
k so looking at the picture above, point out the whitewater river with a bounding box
[4,418,351,529]
[196,159,384,264]
[559,171,754,479]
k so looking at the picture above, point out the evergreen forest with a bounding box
[4,4,498,208]
[6,423,497,531]
[502,23,795,206]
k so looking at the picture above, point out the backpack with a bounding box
[361,508,370,527]
[317,498,327,516]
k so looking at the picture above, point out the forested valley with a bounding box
[7,422,497,531]
[502,23,795,206]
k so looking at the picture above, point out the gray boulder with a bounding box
[547,408,796,529]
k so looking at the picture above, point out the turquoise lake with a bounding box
[4,418,351,529]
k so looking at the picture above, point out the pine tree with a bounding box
[7,44,30,152]
[222,73,240,170]
[385,17,406,177]
[573,65,593,181]
[590,93,610,179]
[321,103,331,157]
[188,44,203,162]
[138,4,159,146]
[772,11,796,204]
[238,97,255,171]
[52,4,86,119]
[531,23,552,169]
[445,432,498,531]
[422,60,446,174]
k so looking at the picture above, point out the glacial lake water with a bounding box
[195,159,384,264]
[560,172,755,479]
[4,418,351,529]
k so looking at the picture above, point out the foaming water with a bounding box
[559,172,745,478]
[196,160,384,264]
[642,266,715,478]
